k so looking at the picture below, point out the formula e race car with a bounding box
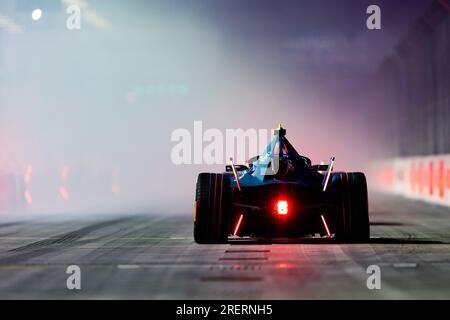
[193,125,370,243]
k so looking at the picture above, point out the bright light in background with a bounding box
[31,9,43,21]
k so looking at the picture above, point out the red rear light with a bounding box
[276,200,288,215]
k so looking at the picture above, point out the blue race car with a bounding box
[194,125,369,243]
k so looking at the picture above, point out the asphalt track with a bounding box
[0,193,449,299]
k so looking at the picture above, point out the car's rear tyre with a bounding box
[347,172,370,241]
[194,173,231,244]
[331,172,351,241]
[331,172,370,242]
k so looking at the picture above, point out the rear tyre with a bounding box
[331,172,351,241]
[347,172,370,241]
[194,173,231,244]
[331,172,370,242]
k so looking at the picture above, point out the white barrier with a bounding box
[370,155,450,207]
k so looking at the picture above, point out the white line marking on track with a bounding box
[393,263,418,268]
[117,265,140,270]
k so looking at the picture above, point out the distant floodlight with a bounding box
[31,9,42,21]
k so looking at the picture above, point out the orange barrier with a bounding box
[371,155,450,207]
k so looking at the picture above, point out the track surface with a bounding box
[0,194,449,299]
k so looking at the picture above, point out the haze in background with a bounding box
[0,0,430,215]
